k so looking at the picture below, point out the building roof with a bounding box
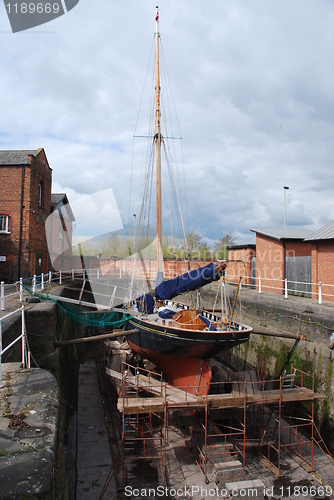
[51,193,66,207]
[304,221,334,241]
[0,149,43,165]
[227,244,256,250]
[250,228,313,241]
[51,193,75,221]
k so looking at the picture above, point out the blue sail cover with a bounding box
[155,263,220,301]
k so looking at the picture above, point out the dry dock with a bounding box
[105,342,334,500]
[76,360,117,500]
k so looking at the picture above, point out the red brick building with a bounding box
[304,221,334,302]
[0,149,74,282]
[250,228,313,293]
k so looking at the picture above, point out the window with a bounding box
[38,181,44,208]
[0,216,10,233]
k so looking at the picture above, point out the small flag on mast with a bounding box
[155,7,159,22]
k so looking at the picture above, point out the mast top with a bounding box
[155,6,159,32]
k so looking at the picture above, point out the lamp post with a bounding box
[284,186,289,229]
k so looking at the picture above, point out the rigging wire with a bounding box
[128,34,155,235]
[164,157,175,254]
[160,40,190,236]
[130,31,199,270]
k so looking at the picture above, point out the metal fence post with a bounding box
[59,270,62,285]
[49,271,52,287]
[32,275,36,294]
[72,268,74,281]
[41,273,44,291]
[284,278,288,299]
[258,276,261,294]
[97,269,100,279]
[1,282,4,311]
[20,277,23,302]
[318,282,322,305]
[21,306,25,369]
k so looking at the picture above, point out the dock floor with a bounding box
[76,360,117,500]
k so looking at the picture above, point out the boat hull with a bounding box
[126,316,251,359]
[125,316,251,395]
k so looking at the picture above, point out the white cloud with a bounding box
[1,0,334,245]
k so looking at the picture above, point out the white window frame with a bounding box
[38,182,43,208]
[0,215,10,233]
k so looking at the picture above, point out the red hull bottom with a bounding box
[128,342,212,396]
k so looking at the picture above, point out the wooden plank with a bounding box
[259,454,281,477]
[107,367,201,404]
[116,382,321,414]
[106,367,122,381]
[284,447,313,473]
[118,397,166,414]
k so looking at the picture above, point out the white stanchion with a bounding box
[1,282,4,311]
[21,306,25,369]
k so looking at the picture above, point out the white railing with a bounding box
[0,281,20,311]
[227,274,333,305]
[1,268,334,312]
[0,305,30,386]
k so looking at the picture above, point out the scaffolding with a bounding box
[102,341,332,492]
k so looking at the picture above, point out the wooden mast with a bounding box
[155,6,163,284]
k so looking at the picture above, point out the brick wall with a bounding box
[99,258,219,280]
[255,235,316,295]
[255,235,285,292]
[227,247,256,285]
[0,165,25,281]
[311,241,334,302]
[26,150,52,277]
[0,150,52,282]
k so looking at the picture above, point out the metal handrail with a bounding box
[0,305,30,386]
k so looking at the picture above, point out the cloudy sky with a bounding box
[1,0,334,246]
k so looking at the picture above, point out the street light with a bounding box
[284,186,289,229]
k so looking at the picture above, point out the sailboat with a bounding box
[125,7,252,396]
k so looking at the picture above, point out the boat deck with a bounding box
[128,301,250,332]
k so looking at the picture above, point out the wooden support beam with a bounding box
[54,329,136,347]
[252,329,305,341]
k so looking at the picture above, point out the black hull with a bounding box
[125,317,251,360]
